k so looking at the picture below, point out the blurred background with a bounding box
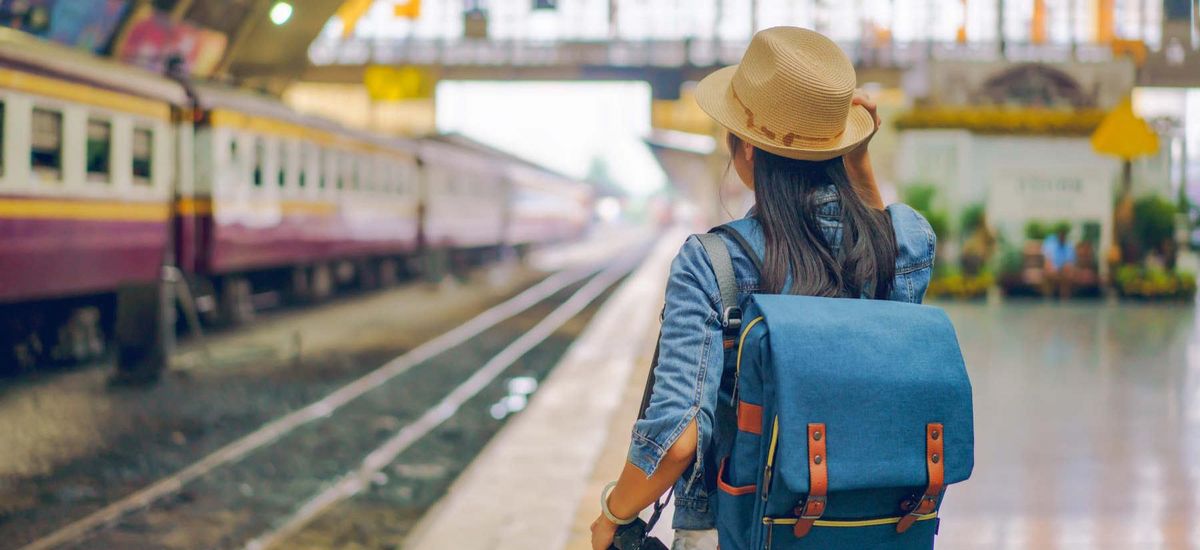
[0,1,1198,549]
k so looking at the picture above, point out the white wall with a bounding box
[898,130,1121,270]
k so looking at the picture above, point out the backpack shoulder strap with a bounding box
[634,231,741,528]
[695,232,741,334]
[711,224,763,276]
[638,232,738,419]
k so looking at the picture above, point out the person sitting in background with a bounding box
[1042,226,1076,299]
[960,212,996,277]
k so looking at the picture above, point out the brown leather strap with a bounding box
[717,458,756,496]
[736,402,763,435]
[793,423,827,538]
[897,423,945,533]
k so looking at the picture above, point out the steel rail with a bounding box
[20,261,611,550]
[242,247,645,550]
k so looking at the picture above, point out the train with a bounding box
[0,29,593,376]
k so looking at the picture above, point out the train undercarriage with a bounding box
[0,245,517,380]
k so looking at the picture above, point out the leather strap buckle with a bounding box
[897,423,945,534]
[797,495,827,520]
[792,423,828,539]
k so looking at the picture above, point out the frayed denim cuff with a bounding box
[628,429,666,477]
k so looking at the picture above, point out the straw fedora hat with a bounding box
[696,26,874,161]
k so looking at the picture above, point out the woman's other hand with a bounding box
[844,88,885,210]
[590,514,619,549]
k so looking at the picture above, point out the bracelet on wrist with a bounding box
[600,481,637,526]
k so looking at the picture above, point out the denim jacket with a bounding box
[629,191,937,530]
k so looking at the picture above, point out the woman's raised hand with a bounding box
[853,88,883,131]
[844,88,885,210]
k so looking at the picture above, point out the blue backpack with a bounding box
[687,226,975,549]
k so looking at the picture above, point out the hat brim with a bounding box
[695,65,876,162]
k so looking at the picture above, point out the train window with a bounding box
[86,118,111,183]
[132,127,153,186]
[370,158,382,193]
[389,161,402,194]
[355,155,367,191]
[252,138,265,188]
[277,141,289,189]
[31,108,62,181]
[396,163,409,195]
[299,143,316,190]
[387,162,399,194]
[320,149,331,191]
[319,149,328,192]
[367,157,381,193]
[351,155,362,191]
[337,154,349,191]
[382,159,393,193]
[0,101,5,177]
[370,157,382,193]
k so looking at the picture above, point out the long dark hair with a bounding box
[730,135,897,298]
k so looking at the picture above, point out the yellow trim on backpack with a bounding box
[734,316,765,376]
[763,513,938,528]
[765,416,780,468]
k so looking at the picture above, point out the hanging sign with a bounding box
[394,0,421,19]
[363,66,434,101]
[1091,96,1159,160]
[336,0,372,37]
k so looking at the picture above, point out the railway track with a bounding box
[13,242,651,550]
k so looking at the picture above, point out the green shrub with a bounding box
[903,184,938,213]
[1081,221,1102,245]
[1113,265,1197,300]
[902,184,949,239]
[1050,220,1072,237]
[997,243,1024,275]
[1132,196,1176,252]
[1024,221,1048,241]
[960,203,986,234]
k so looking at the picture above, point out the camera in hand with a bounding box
[609,518,669,550]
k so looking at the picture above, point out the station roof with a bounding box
[210,1,344,80]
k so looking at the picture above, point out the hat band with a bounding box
[731,87,845,148]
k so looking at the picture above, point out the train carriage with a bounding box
[185,85,422,318]
[505,162,592,246]
[0,29,185,369]
[0,30,595,375]
[423,134,592,253]
[418,136,509,251]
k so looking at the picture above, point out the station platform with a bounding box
[406,228,1200,550]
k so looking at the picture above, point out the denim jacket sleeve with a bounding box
[628,235,723,477]
[886,203,937,303]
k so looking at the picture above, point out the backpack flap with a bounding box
[750,294,974,496]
